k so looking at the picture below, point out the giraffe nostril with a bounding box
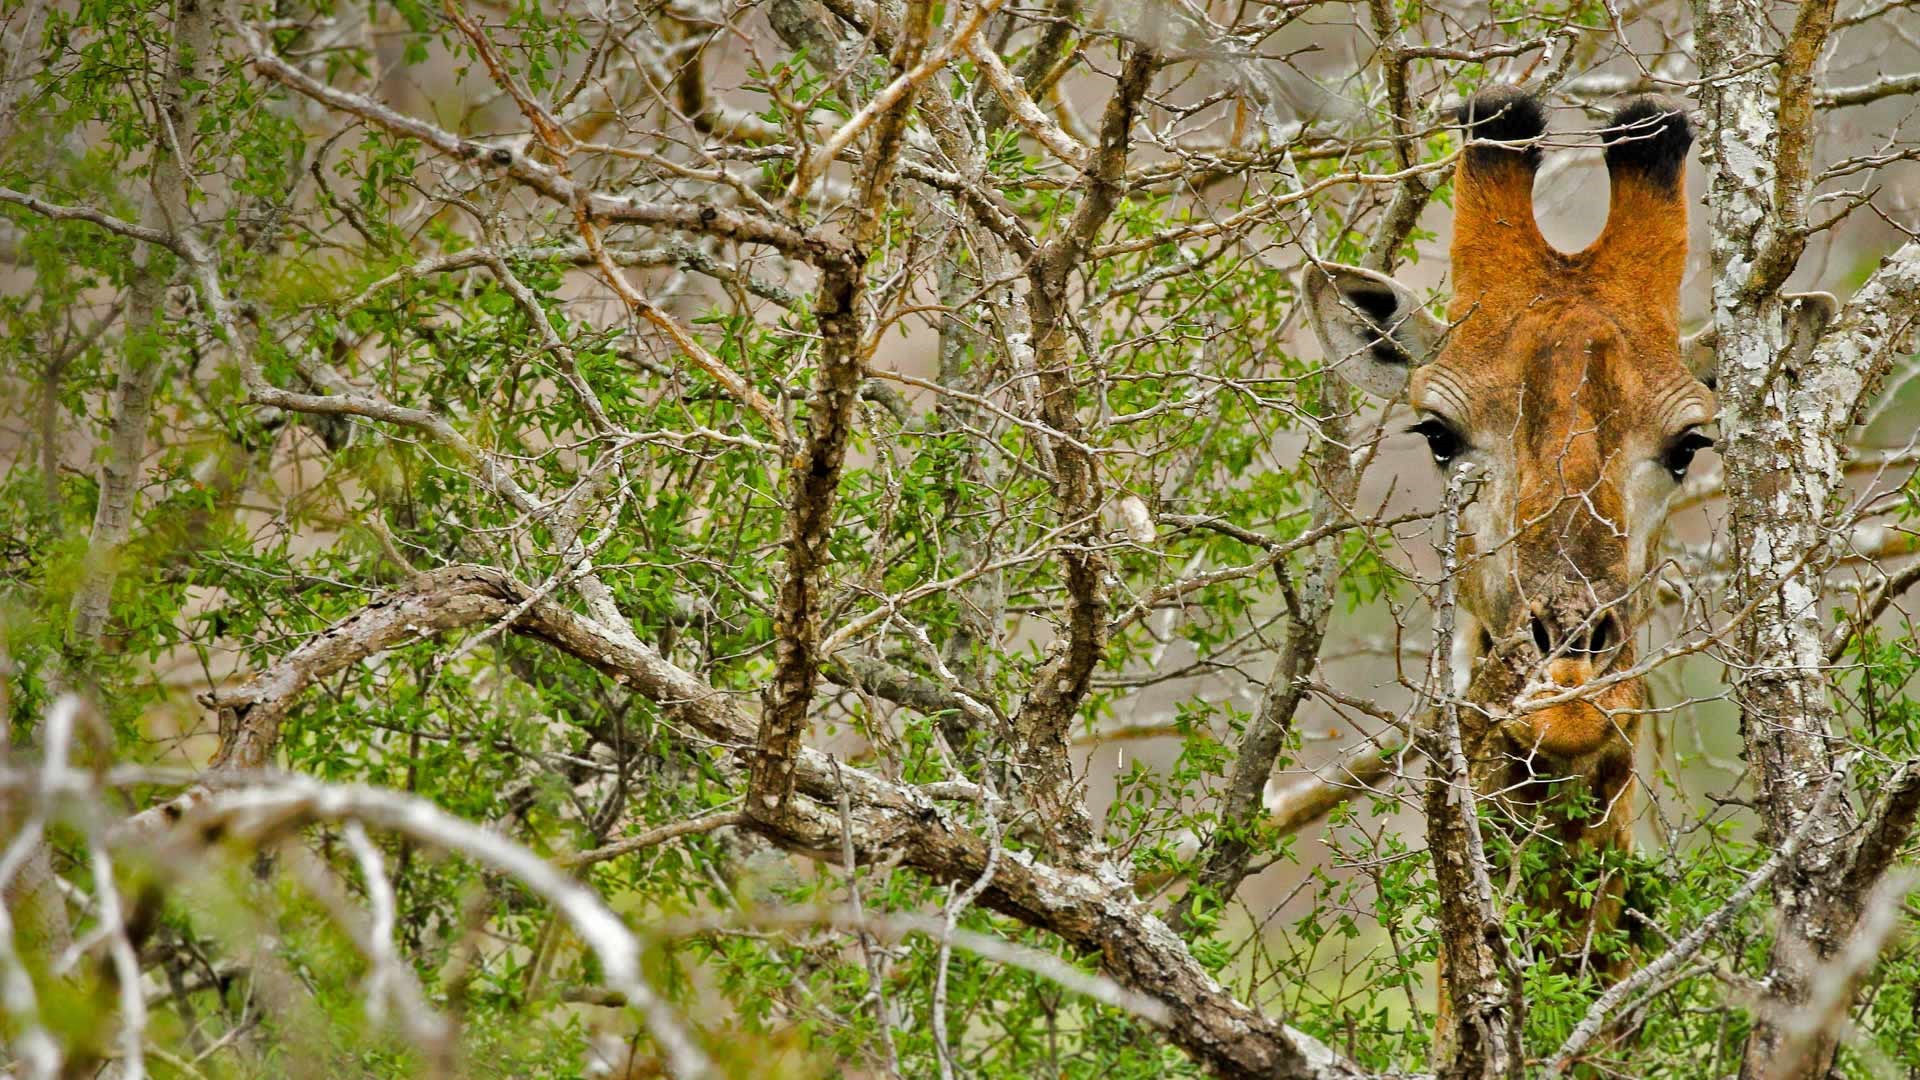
[1570,612,1621,657]
[1596,612,1622,654]
[1530,615,1555,656]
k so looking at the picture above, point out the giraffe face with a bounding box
[1305,90,1711,759]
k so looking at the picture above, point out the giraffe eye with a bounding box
[1408,418,1466,467]
[1662,428,1715,481]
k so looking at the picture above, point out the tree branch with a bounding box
[1421,465,1521,1078]
[128,566,1378,1080]
[0,187,183,252]
[1172,383,1358,932]
[1006,44,1157,849]
[1745,0,1838,299]
[753,0,936,817]
[1839,759,1920,904]
[176,779,714,1080]
[786,0,1005,201]
[1816,71,1920,108]
[231,17,851,269]
[1805,239,1920,440]
[965,34,1091,170]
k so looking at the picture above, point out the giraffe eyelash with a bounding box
[1408,418,1467,466]
[1661,428,1715,481]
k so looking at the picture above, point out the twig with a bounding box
[1546,757,1857,1073]
[559,807,746,869]
[0,186,183,251]
[89,842,147,1080]
[181,780,713,1080]
[933,785,998,1080]
[832,759,902,1076]
[653,900,1177,1026]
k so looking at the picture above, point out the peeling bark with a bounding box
[1691,3,1920,1074]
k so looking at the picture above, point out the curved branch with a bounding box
[0,187,183,252]
[128,567,1375,1080]
[230,18,852,271]
[177,779,713,1080]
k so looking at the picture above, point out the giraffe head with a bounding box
[1305,89,1728,760]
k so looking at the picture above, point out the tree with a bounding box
[1,0,1917,1077]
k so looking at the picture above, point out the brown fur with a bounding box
[1450,155,1556,317]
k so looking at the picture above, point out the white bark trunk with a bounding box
[68,0,213,644]
[1687,4,1920,1075]
[19,0,216,963]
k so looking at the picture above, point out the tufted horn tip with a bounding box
[1456,87,1548,172]
[1602,97,1693,193]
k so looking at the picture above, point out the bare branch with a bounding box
[0,187,183,252]
[1805,239,1920,439]
[558,807,747,868]
[179,779,713,1079]
[1547,760,1855,1073]
[964,35,1091,170]
[1265,734,1406,838]
[1817,71,1920,107]
[1764,869,1918,1080]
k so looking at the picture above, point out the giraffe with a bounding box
[1303,88,1830,989]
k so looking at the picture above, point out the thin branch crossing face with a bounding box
[1308,87,1758,1061]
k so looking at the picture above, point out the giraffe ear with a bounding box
[1681,324,1716,387]
[1680,292,1837,391]
[1302,263,1448,399]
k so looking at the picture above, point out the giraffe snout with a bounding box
[1526,605,1624,661]
[1510,597,1639,761]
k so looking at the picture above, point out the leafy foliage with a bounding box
[2,1,1917,1078]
